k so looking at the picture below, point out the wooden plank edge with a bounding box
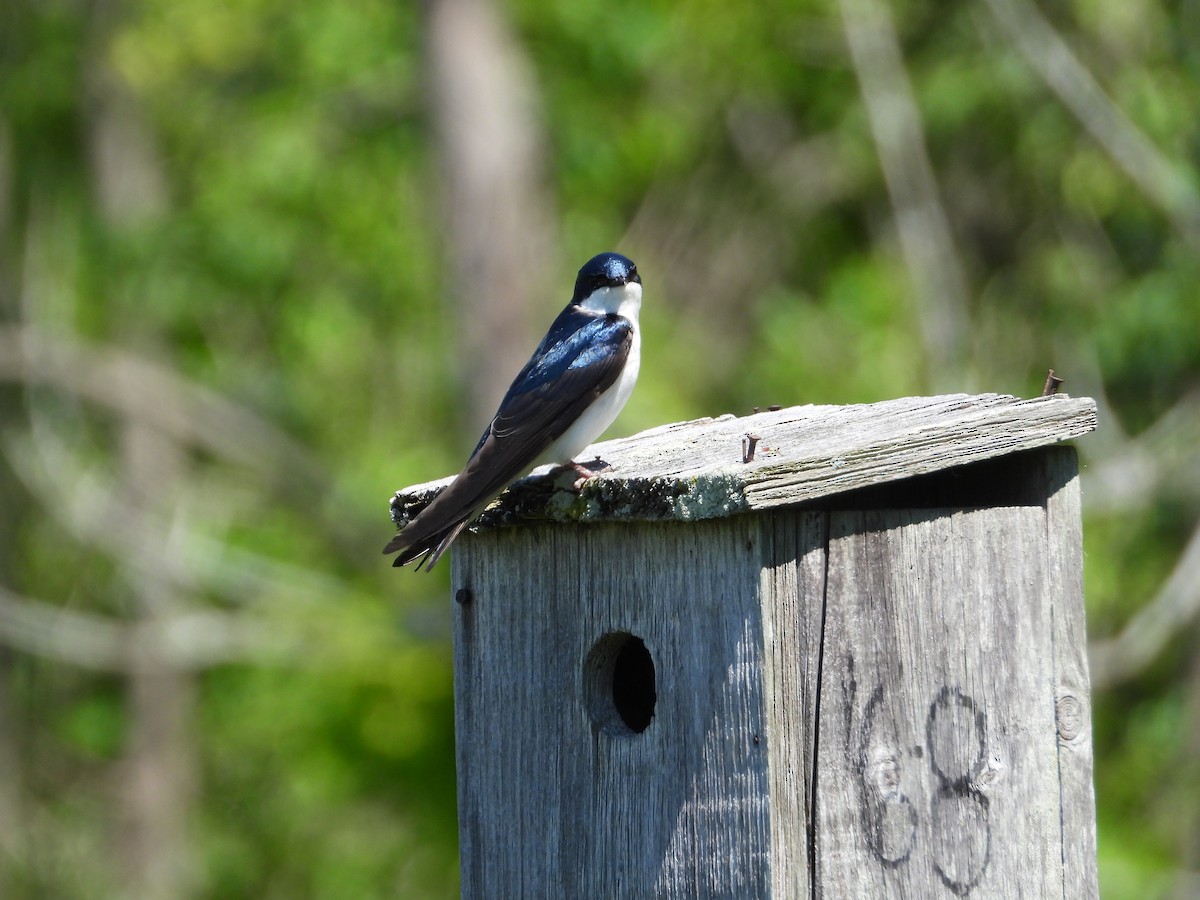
[388,394,1097,529]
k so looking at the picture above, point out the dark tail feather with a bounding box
[385,518,471,570]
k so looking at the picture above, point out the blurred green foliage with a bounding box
[1,0,1198,897]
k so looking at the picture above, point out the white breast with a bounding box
[540,280,642,465]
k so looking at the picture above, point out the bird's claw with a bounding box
[550,457,612,491]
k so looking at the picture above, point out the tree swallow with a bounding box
[385,251,642,570]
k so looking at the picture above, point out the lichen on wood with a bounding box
[388,392,1098,533]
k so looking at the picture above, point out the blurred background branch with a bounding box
[838,0,971,387]
[984,0,1200,243]
[425,0,556,430]
[0,325,324,489]
[1090,523,1200,691]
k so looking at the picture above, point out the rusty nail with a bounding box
[742,433,761,464]
[1042,369,1064,397]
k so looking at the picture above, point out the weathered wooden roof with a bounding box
[389,392,1097,529]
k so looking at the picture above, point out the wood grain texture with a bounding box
[759,511,830,898]
[817,507,1064,899]
[391,393,1097,530]
[1039,448,1099,897]
[452,518,775,898]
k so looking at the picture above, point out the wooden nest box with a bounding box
[389,392,1099,898]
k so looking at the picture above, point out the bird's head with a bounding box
[572,252,642,318]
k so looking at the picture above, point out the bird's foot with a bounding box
[550,457,612,491]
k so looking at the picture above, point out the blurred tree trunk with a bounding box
[0,650,19,899]
[121,661,196,900]
[81,3,188,890]
[117,418,196,900]
[0,118,18,900]
[838,0,970,388]
[424,0,556,434]
[83,0,167,228]
[1182,644,1200,899]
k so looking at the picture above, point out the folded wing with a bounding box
[384,308,633,569]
